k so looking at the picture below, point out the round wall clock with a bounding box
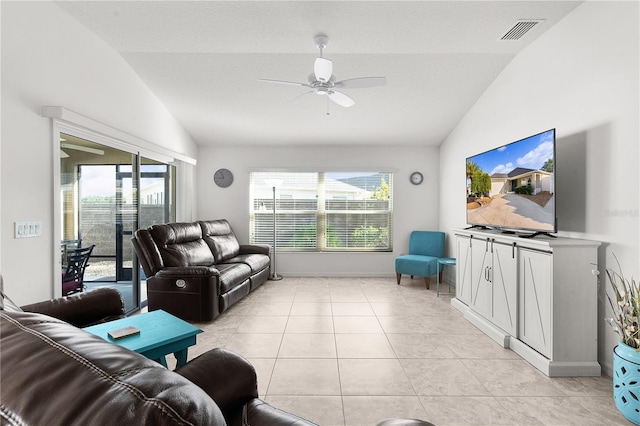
[410,172,424,185]
[213,168,234,188]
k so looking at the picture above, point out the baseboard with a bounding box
[450,297,467,313]
[452,297,602,377]
[509,337,601,377]
[450,298,510,347]
[277,272,398,278]
[464,309,510,348]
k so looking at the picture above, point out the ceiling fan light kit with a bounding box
[259,34,386,109]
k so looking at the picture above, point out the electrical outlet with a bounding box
[15,221,42,239]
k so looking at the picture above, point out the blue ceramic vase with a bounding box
[613,342,640,425]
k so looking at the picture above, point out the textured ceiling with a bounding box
[55,1,582,147]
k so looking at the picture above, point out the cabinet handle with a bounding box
[485,238,489,252]
[491,238,495,254]
[488,267,492,283]
[512,242,516,258]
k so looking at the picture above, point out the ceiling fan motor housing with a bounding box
[314,34,329,50]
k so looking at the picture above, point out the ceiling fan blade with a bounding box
[314,57,333,82]
[258,79,310,87]
[286,90,315,105]
[328,90,355,108]
[334,77,387,89]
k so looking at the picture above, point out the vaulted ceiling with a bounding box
[56,1,582,147]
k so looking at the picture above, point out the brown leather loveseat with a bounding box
[0,288,316,426]
[132,219,270,321]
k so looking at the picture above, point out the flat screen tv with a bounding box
[466,128,556,236]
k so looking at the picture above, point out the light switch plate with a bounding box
[15,221,42,239]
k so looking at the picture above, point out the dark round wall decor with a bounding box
[410,171,424,185]
[214,168,234,188]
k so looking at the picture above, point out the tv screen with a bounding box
[466,129,556,234]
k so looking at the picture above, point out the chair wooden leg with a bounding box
[396,273,401,285]
[424,277,430,289]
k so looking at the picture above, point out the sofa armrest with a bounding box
[20,287,125,327]
[244,399,319,426]
[148,266,221,321]
[176,348,258,416]
[239,244,270,256]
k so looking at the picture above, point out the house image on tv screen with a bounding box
[490,167,554,197]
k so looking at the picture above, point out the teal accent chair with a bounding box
[395,231,445,289]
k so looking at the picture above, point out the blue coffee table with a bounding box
[83,309,202,368]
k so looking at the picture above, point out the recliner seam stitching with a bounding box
[1,312,194,426]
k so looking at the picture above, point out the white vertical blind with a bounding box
[250,171,393,252]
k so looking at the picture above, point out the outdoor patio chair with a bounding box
[62,244,95,296]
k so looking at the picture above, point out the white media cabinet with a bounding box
[452,228,601,377]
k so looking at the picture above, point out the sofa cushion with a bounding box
[222,254,270,274]
[215,263,252,294]
[150,222,215,267]
[132,229,164,276]
[200,220,241,263]
[162,239,214,267]
[1,310,226,425]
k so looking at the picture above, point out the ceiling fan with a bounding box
[259,34,386,108]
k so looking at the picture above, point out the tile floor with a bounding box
[179,276,628,426]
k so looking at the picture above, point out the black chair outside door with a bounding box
[62,244,95,296]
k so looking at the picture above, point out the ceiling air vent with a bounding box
[500,19,545,41]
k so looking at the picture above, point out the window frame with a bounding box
[250,171,393,253]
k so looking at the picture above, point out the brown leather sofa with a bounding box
[0,288,316,426]
[132,219,270,321]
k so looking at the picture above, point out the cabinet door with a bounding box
[455,235,472,304]
[519,248,552,358]
[490,241,518,335]
[470,237,492,319]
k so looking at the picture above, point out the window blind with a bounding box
[250,171,393,252]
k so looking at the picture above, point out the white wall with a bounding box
[1,1,197,304]
[197,144,440,276]
[438,1,639,374]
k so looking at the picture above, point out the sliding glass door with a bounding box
[137,158,176,301]
[59,133,175,312]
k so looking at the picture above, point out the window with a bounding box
[250,172,393,252]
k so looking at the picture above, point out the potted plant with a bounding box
[605,259,640,425]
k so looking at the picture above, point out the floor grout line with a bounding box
[186,277,625,426]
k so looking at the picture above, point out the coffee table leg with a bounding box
[174,349,188,368]
[155,356,168,368]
